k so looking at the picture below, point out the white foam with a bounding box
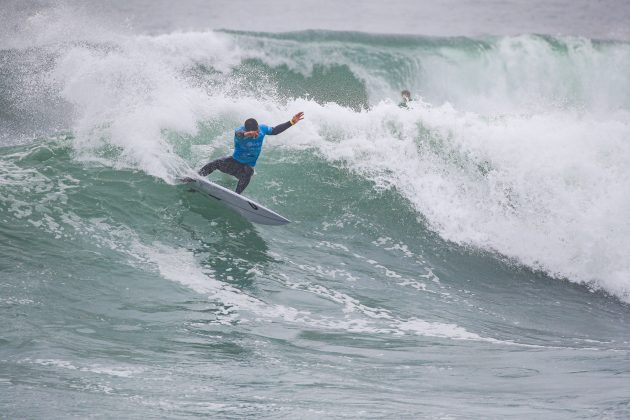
[271,98,630,303]
[395,319,489,341]
[48,30,244,180]
[277,272,501,343]
[24,358,144,378]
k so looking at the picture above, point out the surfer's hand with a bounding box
[291,112,304,125]
[243,130,259,138]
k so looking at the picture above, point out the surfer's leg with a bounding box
[198,157,230,176]
[199,157,252,193]
[235,165,254,194]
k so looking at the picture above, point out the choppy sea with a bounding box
[1,1,630,418]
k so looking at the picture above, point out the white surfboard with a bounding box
[185,177,290,226]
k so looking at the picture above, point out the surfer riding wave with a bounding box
[195,112,304,194]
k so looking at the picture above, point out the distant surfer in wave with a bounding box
[197,112,304,194]
[399,90,412,108]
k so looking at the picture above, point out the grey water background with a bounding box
[5,0,630,40]
[2,1,630,418]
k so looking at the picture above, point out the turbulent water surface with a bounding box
[1,1,630,418]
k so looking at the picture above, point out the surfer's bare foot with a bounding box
[180,177,195,183]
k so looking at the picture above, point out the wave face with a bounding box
[4,26,629,299]
[1,6,630,418]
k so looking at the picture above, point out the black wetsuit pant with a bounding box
[198,156,254,194]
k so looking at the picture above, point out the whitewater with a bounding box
[1,1,630,418]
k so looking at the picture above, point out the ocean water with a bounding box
[1,1,630,418]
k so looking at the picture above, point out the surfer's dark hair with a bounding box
[244,118,259,131]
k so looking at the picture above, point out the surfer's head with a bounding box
[244,118,259,132]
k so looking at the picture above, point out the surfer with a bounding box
[399,90,412,108]
[197,112,304,194]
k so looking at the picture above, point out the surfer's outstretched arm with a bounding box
[269,112,304,135]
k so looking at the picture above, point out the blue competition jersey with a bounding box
[232,124,273,166]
